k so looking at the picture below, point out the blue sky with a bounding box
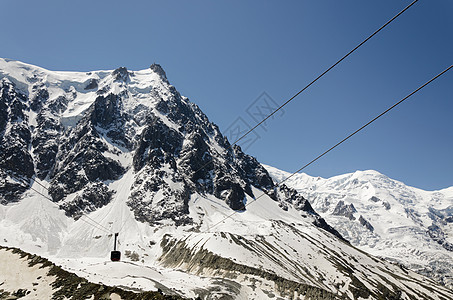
[1,0,452,190]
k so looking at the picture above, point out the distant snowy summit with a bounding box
[264,164,453,288]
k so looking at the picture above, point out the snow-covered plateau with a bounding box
[0,58,452,299]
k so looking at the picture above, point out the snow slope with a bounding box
[0,246,179,299]
[264,164,453,288]
[2,178,452,299]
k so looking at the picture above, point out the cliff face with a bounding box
[0,59,282,221]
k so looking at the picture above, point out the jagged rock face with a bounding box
[1,61,321,230]
[0,79,34,204]
[129,164,191,226]
[48,93,127,204]
[427,206,453,252]
[149,63,167,81]
[358,215,374,232]
[127,81,280,220]
[32,111,62,180]
[84,78,98,90]
[112,67,130,82]
[88,92,133,149]
[30,84,49,112]
[233,145,274,190]
[270,184,316,214]
[267,184,346,241]
[332,200,357,220]
[59,182,114,218]
[133,117,183,171]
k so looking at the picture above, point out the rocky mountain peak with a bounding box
[332,200,357,220]
[1,60,325,230]
[150,63,167,80]
[112,67,130,82]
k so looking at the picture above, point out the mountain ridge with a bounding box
[1,58,452,299]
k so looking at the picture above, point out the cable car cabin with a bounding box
[111,250,121,261]
[110,232,121,261]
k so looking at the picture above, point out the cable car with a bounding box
[111,233,121,261]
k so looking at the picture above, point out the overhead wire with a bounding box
[77,215,113,235]
[193,0,422,231]
[205,64,453,232]
[233,0,419,145]
[191,0,419,177]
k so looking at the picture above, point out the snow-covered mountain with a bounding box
[1,58,452,299]
[264,165,453,289]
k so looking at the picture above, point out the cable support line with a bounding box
[279,64,453,186]
[191,0,419,178]
[78,215,114,234]
[118,215,129,234]
[30,177,49,191]
[233,0,419,146]
[77,216,113,235]
[9,172,52,192]
[206,64,453,232]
